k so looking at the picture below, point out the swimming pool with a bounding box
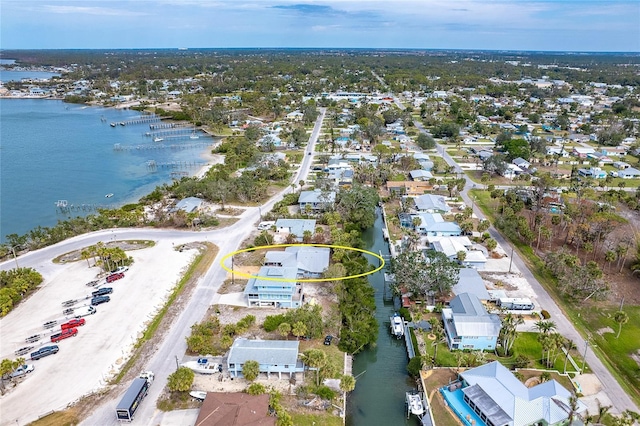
[440,386,486,426]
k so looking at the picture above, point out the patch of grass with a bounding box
[299,339,344,380]
[114,242,219,384]
[290,412,343,426]
[27,409,79,426]
[421,369,460,426]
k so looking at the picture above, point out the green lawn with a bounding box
[290,412,343,426]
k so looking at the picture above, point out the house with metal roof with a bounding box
[442,293,501,350]
[410,170,434,181]
[274,219,316,241]
[173,197,203,213]
[428,236,487,269]
[298,190,336,212]
[227,338,305,379]
[413,194,451,214]
[618,167,640,179]
[243,266,303,308]
[453,268,490,301]
[264,246,330,278]
[413,213,461,236]
[457,361,587,426]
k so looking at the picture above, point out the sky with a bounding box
[1,0,639,52]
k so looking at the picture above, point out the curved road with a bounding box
[0,109,325,426]
[413,119,639,415]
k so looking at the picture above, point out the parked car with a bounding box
[85,280,100,287]
[106,272,124,283]
[324,335,334,346]
[91,295,111,306]
[43,320,57,329]
[25,334,41,343]
[74,306,97,317]
[30,345,59,360]
[61,299,77,307]
[61,318,85,329]
[63,308,75,316]
[9,364,34,379]
[50,328,78,343]
[15,346,34,356]
[111,266,129,274]
[92,287,113,297]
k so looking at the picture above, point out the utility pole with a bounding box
[11,247,19,269]
[175,355,179,371]
[508,246,515,274]
[231,255,235,285]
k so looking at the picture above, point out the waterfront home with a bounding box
[442,293,501,350]
[455,361,587,426]
[243,266,303,308]
[428,236,487,269]
[409,213,462,236]
[173,197,203,213]
[263,246,330,278]
[452,268,490,301]
[413,194,451,214]
[274,219,316,241]
[227,338,305,379]
[298,190,336,212]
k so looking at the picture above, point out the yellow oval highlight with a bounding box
[220,243,385,283]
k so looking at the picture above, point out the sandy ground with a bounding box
[0,240,197,426]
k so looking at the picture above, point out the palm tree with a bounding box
[339,374,356,393]
[534,319,557,334]
[302,349,327,386]
[613,311,629,339]
[563,339,577,374]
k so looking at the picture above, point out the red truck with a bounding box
[51,328,78,343]
[61,318,85,330]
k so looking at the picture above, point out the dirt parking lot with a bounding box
[0,240,197,426]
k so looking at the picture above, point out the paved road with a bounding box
[412,119,639,414]
[0,109,326,426]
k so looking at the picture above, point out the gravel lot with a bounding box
[0,240,196,426]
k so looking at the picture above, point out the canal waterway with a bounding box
[346,209,420,426]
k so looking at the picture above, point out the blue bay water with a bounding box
[0,70,61,82]
[0,99,213,242]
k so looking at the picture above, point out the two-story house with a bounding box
[243,266,302,308]
[442,293,501,350]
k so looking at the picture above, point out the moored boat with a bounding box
[390,313,404,339]
[105,193,114,198]
[406,392,425,416]
[153,137,163,142]
[181,358,220,375]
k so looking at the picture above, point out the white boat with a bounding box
[110,122,116,127]
[189,133,199,140]
[406,392,425,416]
[390,313,404,339]
[190,391,207,400]
[105,193,114,198]
[181,358,220,375]
[153,137,164,142]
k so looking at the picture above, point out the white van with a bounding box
[74,306,97,318]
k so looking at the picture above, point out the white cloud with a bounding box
[41,5,148,16]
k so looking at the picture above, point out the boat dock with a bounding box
[146,160,206,171]
[145,127,197,138]
[110,114,161,127]
[404,322,416,359]
[113,142,212,151]
[55,201,115,214]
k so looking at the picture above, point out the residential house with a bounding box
[194,393,275,426]
[452,268,490,301]
[419,160,435,171]
[454,361,587,426]
[613,161,630,170]
[263,246,330,278]
[573,147,595,158]
[327,168,354,187]
[411,213,462,236]
[274,219,316,241]
[618,167,640,179]
[501,164,523,179]
[578,168,607,179]
[429,236,487,269]
[243,266,303,308]
[227,338,305,379]
[173,197,203,213]
[298,190,336,212]
[512,157,530,169]
[410,170,434,181]
[413,194,451,214]
[600,146,628,157]
[442,293,501,350]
